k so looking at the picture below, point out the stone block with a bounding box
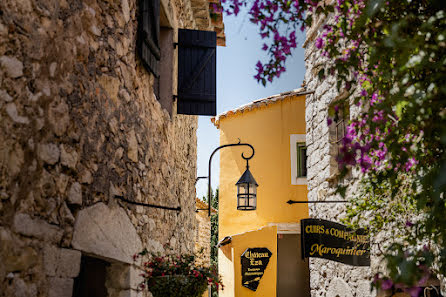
[72,203,142,264]
[98,75,120,105]
[0,89,13,102]
[147,239,164,254]
[59,202,75,225]
[107,264,143,290]
[0,227,39,273]
[118,289,140,297]
[37,143,60,165]
[326,277,353,297]
[48,100,70,136]
[121,0,130,22]
[48,277,74,297]
[56,174,69,194]
[356,280,374,297]
[0,55,23,78]
[10,278,37,297]
[6,103,29,124]
[127,129,138,163]
[8,143,24,176]
[13,213,63,243]
[67,182,82,205]
[60,145,78,170]
[44,245,81,278]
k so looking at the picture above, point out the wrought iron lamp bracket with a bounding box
[196,139,255,216]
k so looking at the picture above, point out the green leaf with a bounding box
[366,0,384,17]
[395,100,409,118]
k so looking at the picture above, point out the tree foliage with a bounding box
[216,0,446,294]
[205,188,219,297]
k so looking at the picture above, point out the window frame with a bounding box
[297,143,307,178]
[330,102,350,145]
[327,99,352,179]
[137,0,161,77]
[290,134,307,185]
[138,0,177,116]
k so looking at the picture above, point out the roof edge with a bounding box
[211,88,314,128]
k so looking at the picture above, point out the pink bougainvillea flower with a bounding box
[381,279,393,290]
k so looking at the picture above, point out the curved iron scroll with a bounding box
[197,139,255,216]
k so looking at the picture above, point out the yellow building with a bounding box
[212,89,311,297]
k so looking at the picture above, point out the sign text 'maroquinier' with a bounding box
[301,218,370,266]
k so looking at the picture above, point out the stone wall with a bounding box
[0,0,216,296]
[194,198,212,267]
[303,12,374,297]
[195,198,212,297]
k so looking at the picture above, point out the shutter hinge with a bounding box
[173,42,178,49]
[173,95,178,101]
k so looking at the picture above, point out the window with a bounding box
[137,0,174,115]
[297,143,307,177]
[329,101,349,146]
[328,100,350,179]
[138,0,176,115]
[290,134,307,185]
[137,0,160,77]
[156,25,174,115]
[137,0,218,116]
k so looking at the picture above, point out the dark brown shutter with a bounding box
[177,29,217,116]
[137,0,160,77]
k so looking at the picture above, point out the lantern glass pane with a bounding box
[238,184,249,195]
[238,196,247,207]
[249,183,257,195]
[249,197,256,208]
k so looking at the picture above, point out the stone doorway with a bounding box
[69,202,144,297]
[72,256,109,297]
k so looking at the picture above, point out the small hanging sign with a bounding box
[301,218,370,266]
[241,248,272,291]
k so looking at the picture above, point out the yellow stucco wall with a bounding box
[218,94,308,238]
[216,94,308,297]
[219,225,278,297]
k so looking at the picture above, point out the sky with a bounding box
[195,12,307,199]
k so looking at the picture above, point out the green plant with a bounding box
[134,249,223,297]
[208,189,219,297]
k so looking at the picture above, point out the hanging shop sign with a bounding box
[241,248,272,291]
[301,218,370,266]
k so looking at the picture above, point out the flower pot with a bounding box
[148,275,208,297]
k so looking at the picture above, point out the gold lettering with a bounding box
[250,259,263,265]
[309,244,320,256]
[306,225,328,234]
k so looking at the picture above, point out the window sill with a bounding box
[293,178,307,185]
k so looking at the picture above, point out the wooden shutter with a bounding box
[177,29,217,116]
[137,0,160,77]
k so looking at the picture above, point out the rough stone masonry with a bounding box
[303,10,374,297]
[0,0,221,296]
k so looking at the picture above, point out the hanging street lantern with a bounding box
[195,140,257,215]
[236,159,258,210]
